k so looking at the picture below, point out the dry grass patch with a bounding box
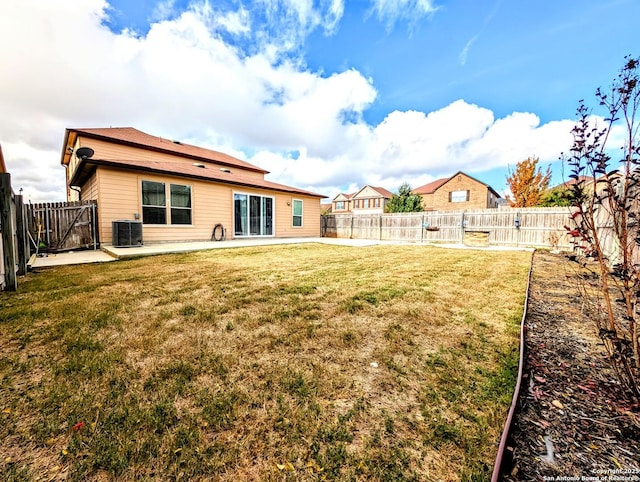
[0,244,530,481]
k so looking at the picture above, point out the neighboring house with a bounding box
[351,186,393,214]
[320,203,333,214]
[413,171,501,211]
[332,192,353,213]
[60,127,325,245]
[333,186,392,214]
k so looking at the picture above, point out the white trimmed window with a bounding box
[292,199,303,227]
[449,190,469,203]
[142,180,192,225]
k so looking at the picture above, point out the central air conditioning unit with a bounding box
[112,220,143,248]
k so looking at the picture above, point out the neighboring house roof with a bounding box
[551,176,594,189]
[321,203,332,212]
[351,185,393,199]
[372,186,393,198]
[0,145,6,173]
[69,157,325,198]
[333,192,354,201]
[413,177,449,194]
[61,127,267,174]
[413,171,501,198]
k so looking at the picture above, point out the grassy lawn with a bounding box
[0,244,530,481]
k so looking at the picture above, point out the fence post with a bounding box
[0,173,17,291]
[421,214,424,243]
[350,215,354,239]
[15,195,28,275]
[379,215,382,241]
[460,211,465,244]
[45,203,50,247]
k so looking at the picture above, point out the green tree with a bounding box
[540,186,573,207]
[386,183,423,213]
[506,157,551,207]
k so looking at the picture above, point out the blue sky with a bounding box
[1,0,638,201]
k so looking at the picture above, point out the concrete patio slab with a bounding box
[29,250,115,268]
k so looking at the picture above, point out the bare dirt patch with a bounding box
[504,251,640,480]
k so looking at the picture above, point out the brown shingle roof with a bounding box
[413,177,448,194]
[552,176,594,189]
[413,171,501,199]
[69,157,325,198]
[372,186,394,198]
[63,127,267,174]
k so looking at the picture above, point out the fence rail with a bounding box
[322,208,575,249]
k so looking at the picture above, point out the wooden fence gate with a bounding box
[27,201,98,252]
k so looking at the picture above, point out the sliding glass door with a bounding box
[234,193,273,236]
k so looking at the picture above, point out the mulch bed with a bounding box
[503,251,640,481]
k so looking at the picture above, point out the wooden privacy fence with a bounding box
[27,201,98,252]
[321,207,576,249]
[1,173,29,291]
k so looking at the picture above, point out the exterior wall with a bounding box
[82,171,99,202]
[432,174,492,211]
[73,137,265,181]
[274,194,321,237]
[92,167,320,244]
[421,193,435,211]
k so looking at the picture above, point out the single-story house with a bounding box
[332,186,393,214]
[61,127,325,245]
[413,172,501,211]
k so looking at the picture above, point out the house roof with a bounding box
[372,186,394,198]
[61,127,267,174]
[69,157,326,198]
[351,185,393,199]
[551,176,594,189]
[413,171,501,198]
[332,192,355,201]
[0,144,6,173]
[413,177,449,194]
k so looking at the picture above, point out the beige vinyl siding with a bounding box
[81,172,99,201]
[68,138,82,180]
[274,194,321,237]
[95,168,320,244]
[75,137,265,180]
[95,168,140,244]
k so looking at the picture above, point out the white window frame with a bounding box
[233,191,275,237]
[292,199,303,227]
[450,190,469,203]
[141,180,193,225]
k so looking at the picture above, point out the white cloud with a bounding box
[370,0,439,30]
[459,35,477,66]
[0,0,576,205]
